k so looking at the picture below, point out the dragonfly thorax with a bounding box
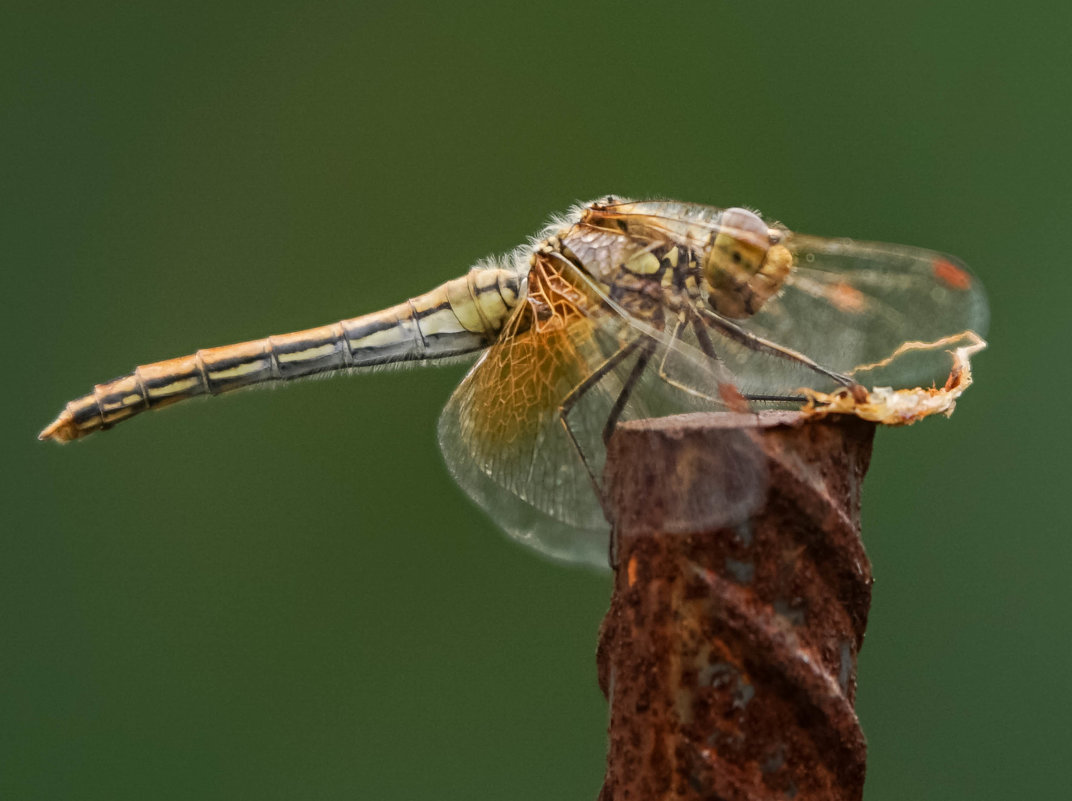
[704,207,794,319]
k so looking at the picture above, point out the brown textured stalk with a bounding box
[598,411,876,801]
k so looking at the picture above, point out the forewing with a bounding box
[713,234,989,394]
[588,201,988,394]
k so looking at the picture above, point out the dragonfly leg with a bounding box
[653,314,754,411]
[700,308,862,392]
[653,318,721,404]
[690,314,752,412]
[560,336,652,571]
[558,337,643,495]
[743,393,807,403]
[601,339,656,444]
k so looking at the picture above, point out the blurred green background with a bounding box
[4,2,1069,799]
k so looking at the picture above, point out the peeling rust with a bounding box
[598,411,875,801]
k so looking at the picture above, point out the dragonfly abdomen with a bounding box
[39,268,522,442]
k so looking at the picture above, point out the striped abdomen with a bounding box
[40,268,522,442]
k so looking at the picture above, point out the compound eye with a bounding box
[706,208,792,319]
[720,208,770,251]
[713,208,770,274]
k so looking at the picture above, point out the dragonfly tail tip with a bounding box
[38,413,76,443]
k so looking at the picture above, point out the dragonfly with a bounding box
[40,198,988,567]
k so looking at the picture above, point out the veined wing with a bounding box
[724,234,989,395]
[437,249,766,569]
[584,199,988,396]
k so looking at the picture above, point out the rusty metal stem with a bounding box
[597,411,876,801]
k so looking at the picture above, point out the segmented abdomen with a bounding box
[40,268,521,442]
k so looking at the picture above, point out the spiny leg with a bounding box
[685,322,806,403]
[743,393,807,403]
[654,317,724,404]
[691,313,810,404]
[594,337,654,571]
[699,308,862,393]
[601,339,656,445]
[653,313,754,411]
[689,314,754,412]
[558,337,643,496]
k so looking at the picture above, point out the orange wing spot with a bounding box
[933,259,972,290]
[825,281,868,314]
[627,555,639,587]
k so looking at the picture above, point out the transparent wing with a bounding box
[437,253,766,569]
[438,303,613,567]
[709,234,989,396]
[587,201,988,395]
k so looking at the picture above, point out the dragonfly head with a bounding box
[704,207,793,319]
